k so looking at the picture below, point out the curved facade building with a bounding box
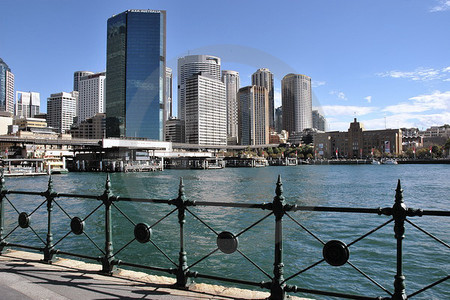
[281,73,312,134]
[221,70,240,144]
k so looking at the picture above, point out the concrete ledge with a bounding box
[0,250,311,300]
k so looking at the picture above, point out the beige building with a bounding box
[71,113,105,139]
[314,118,402,158]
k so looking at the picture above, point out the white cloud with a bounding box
[364,96,372,103]
[322,105,377,116]
[312,80,326,88]
[329,90,348,101]
[383,90,450,113]
[430,0,450,12]
[377,66,450,81]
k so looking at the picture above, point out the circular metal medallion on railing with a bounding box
[134,223,152,243]
[217,231,239,254]
[18,212,30,228]
[323,240,349,266]
[70,217,85,235]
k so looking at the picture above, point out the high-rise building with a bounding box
[221,70,240,145]
[312,110,326,132]
[0,58,14,114]
[165,67,173,120]
[47,92,78,133]
[15,91,40,118]
[252,68,274,129]
[281,73,312,134]
[165,117,184,143]
[177,55,221,122]
[238,86,269,145]
[78,72,106,124]
[275,106,283,133]
[185,72,226,145]
[71,113,106,139]
[73,71,94,92]
[106,9,166,140]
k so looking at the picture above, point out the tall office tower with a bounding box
[0,58,15,114]
[78,72,106,124]
[177,55,221,122]
[165,67,173,120]
[47,92,78,133]
[73,71,94,92]
[312,110,326,132]
[15,91,40,118]
[252,68,274,129]
[281,73,312,134]
[238,86,269,145]
[106,9,166,140]
[275,106,283,133]
[185,72,226,145]
[221,70,240,145]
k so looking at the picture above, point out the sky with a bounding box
[1,0,449,131]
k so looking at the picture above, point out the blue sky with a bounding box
[1,0,449,131]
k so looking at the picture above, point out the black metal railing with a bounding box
[0,172,448,300]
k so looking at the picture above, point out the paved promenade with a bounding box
[0,250,309,300]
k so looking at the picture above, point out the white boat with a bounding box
[371,159,381,165]
[382,159,398,165]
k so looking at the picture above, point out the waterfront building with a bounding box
[222,70,240,145]
[78,72,105,124]
[71,113,105,139]
[178,55,221,124]
[15,91,40,118]
[419,125,450,147]
[0,112,13,135]
[313,118,402,158]
[106,9,166,140]
[0,58,14,114]
[238,86,269,145]
[252,68,274,129]
[185,72,226,145]
[281,73,312,135]
[47,92,78,133]
[165,67,173,120]
[165,117,184,143]
[401,127,422,150]
[312,110,326,132]
[275,106,283,133]
[73,71,94,92]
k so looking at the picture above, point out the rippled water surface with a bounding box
[3,164,449,299]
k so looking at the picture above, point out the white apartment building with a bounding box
[238,86,269,145]
[15,91,40,118]
[282,73,312,134]
[185,72,226,145]
[221,70,240,144]
[47,91,78,133]
[73,71,94,92]
[77,72,105,123]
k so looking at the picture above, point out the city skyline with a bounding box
[1,0,449,131]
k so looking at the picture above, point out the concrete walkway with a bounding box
[0,250,309,300]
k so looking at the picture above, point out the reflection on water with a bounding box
[1,165,449,299]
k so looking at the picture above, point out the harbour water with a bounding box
[2,164,449,299]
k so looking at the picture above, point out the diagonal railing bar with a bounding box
[51,230,72,248]
[4,195,21,214]
[111,202,136,226]
[347,218,394,247]
[237,249,272,280]
[82,231,105,255]
[27,225,46,245]
[149,239,178,267]
[282,258,325,284]
[82,202,104,222]
[187,248,219,270]
[405,219,450,249]
[235,212,273,238]
[186,208,219,236]
[27,199,47,218]
[0,224,20,242]
[110,238,136,258]
[149,207,177,229]
[346,261,392,296]
[52,199,73,220]
[285,212,325,245]
[407,275,450,298]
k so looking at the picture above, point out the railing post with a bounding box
[392,179,407,300]
[0,171,5,254]
[100,174,116,274]
[43,176,57,263]
[270,175,286,300]
[175,177,191,287]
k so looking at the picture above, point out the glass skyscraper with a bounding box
[106,10,166,140]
